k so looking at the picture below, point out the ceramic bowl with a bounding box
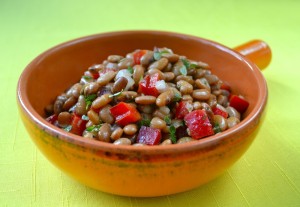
[17,30,270,197]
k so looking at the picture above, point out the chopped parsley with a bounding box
[84,94,97,110]
[109,89,124,98]
[213,123,222,134]
[190,63,199,69]
[180,58,199,74]
[182,58,190,69]
[179,65,187,76]
[137,119,151,128]
[86,124,102,132]
[169,125,177,144]
[153,50,170,60]
[127,66,134,74]
[82,75,93,81]
[173,93,182,102]
[164,116,172,125]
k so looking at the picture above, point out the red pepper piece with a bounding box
[138,74,160,97]
[110,102,141,126]
[133,50,147,65]
[184,110,214,139]
[229,95,249,114]
[84,71,99,80]
[46,114,58,124]
[70,114,88,135]
[137,126,162,145]
[212,105,228,118]
[175,101,193,119]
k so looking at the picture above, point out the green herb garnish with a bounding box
[82,75,93,81]
[181,58,198,70]
[179,65,187,76]
[153,52,161,60]
[182,58,190,69]
[164,116,172,125]
[137,119,151,128]
[153,50,170,60]
[127,66,134,74]
[169,125,177,144]
[190,63,199,69]
[109,89,124,98]
[63,125,72,132]
[84,94,97,110]
[86,124,102,132]
[173,93,182,102]
[213,123,222,134]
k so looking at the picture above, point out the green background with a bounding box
[1,0,300,206]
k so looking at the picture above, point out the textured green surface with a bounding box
[1,0,300,206]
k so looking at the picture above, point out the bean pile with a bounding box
[45,47,249,146]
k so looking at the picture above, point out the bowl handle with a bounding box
[233,40,272,70]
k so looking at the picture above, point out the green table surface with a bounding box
[1,0,300,206]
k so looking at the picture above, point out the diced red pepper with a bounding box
[212,105,228,118]
[133,50,147,65]
[184,110,214,139]
[175,101,193,119]
[91,71,100,80]
[137,126,162,145]
[229,95,249,114]
[109,102,141,126]
[138,74,160,97]
[46,114,58,124]
[70,114,88,135]
[84,71,99,80]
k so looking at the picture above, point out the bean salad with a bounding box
[45,47,249,146]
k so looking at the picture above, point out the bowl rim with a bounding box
[17,30,268,155]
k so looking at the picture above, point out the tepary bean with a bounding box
[112,77,128,93]
[92,94,112,109]
[45,47,250,145]
[148,57,169,70]
[135,95,156,105]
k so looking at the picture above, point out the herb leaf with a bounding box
[82,75,93,81]
[86,124,102,132]
[181,58,190,69]
[190,63,198,69]
[179,65,187,76]
[109,89,124,98]
[127,66,133,74]
[153,50,170,60]
[153,52,161,60]
[181,58,199,70]
[169,125,177,144]
[85,94,97,110]
[137,119,151,128]
[173,93,182,102]
[164,116,172,125]
[213,123,222,134]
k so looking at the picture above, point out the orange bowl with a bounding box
[17,31,269,197]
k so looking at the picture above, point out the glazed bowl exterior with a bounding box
[17,31,268,197]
